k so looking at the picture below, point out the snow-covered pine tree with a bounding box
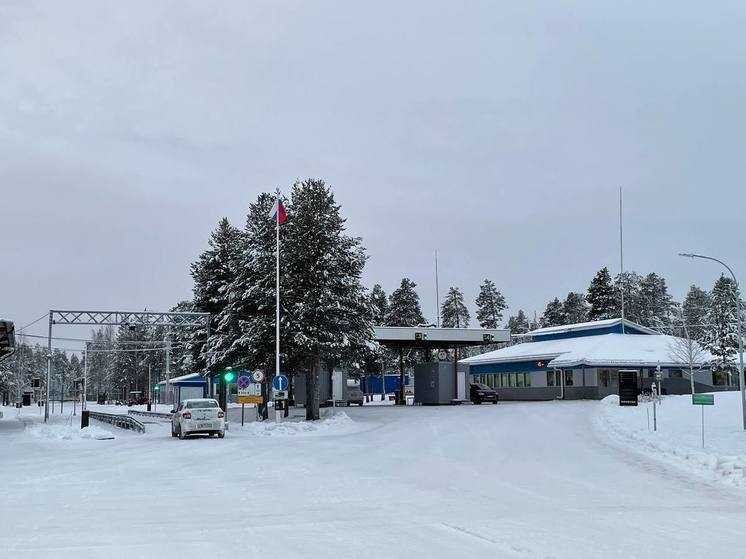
[367,283,394,377]
[191,217,245,373]
[540,298,566,327]
[613,271,643,324]
[385,277,427,374]
[220,193,283,381]
[587,267,616,320]
[563,292,589,324]
[475,279,507,328]
[508,310,530,334]
[283,179,371,420]
[682,284,711,343]
[166,300,201,376]
[370,284,388,326]
[637,273,677,329]
[707,274,741,372]
[386,278,426,327]
[441,286,470,328]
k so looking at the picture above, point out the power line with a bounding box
[17,313,49,331]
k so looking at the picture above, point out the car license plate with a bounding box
[197,421,212,429]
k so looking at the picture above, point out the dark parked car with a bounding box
[470,383,498,404]
[346,385,364,406]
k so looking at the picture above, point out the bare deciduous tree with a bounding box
[668,311,710,394]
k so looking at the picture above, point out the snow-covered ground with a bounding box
[597,391,746,488]
[2,400,746,558]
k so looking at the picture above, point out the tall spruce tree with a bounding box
[283,179,371,420]
[541,298,566,327]
[682,285,711,343]
[386,278,426,384]
[223,193,286,377]
[475,279,507,328]
[587,267,616,320]
[508,310,530,334]
[613,271,643,324]
[441,286,470,328]
[370,284,388,326]
[707,275,740,368]
[637,272,676,329]
[190,217,245,372]
[563,292,589,324]
[386,278,425,326]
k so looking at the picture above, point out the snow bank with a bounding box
[27,423,115,441]
[234,411,359,437]
[595,392,746,489]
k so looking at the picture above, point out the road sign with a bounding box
[238,374,261,406]
[272,374,289,391]
[252,370,265,383]
[692,393,714,405]
[273,390,287,400]
[692,393,714,448]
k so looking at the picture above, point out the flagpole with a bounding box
[275,190,281,421]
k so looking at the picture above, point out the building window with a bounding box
[564,370,574,387]
[547,372,555,387]
[524,373,532,387]
[508,373,515,388]
[670,370,683,379]
[516,373,524,387]
[714,371,729,386]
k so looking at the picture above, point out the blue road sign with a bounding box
[272,374,289,391]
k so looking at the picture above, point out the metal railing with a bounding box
[88,411,145,433]
[127,410,172,421]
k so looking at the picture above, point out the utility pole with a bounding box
[45,311,52,422]
[165,330,171,406]
[83,344,88,411]
[619,186,624,334]
[435,250,440,328]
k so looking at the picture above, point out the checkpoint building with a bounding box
[460,318,728,400]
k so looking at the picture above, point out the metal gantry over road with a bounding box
[44,309,211,422]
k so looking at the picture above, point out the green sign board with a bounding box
[692,394,714,406]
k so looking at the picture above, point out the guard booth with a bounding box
[374,327,510,405]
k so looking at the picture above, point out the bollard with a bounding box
[81,410,90,429]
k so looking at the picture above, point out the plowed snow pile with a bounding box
[234,411,361,437]
[27,422,115,441]
[596,392,746,488]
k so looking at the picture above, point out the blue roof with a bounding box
[517,318,658,341]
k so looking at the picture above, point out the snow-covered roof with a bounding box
[461,333,713,369]
[519,318,659,338]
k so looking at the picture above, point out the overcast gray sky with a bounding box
[2,1,746,340]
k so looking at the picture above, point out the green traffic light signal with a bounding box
[223,371,235,383]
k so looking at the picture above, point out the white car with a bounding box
[171,398,225,439]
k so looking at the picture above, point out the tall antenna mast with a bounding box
[619,186,625,334]
[435,250,440,328]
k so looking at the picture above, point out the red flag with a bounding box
[272,197,287,225]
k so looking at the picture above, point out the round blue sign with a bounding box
[272,374,289,391]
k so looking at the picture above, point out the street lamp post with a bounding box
[679,252,746,430]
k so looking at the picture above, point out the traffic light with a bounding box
[223,370,235,383]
